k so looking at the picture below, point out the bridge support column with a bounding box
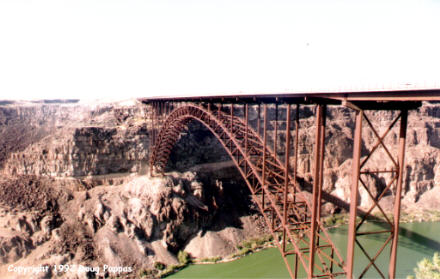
[293,104,300,278]
[309,104,326,278]
[346,109,363,279]
[282,104,291,253]
[346,108,409,279]
[389,109,408,278]
[263,104,268,215]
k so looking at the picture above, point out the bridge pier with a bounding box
[309,104,327,278]
[346,105,409,279]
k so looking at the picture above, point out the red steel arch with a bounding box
[149,104,345,278]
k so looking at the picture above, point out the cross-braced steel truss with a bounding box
[148,101,345,278]
[346,108,408,279]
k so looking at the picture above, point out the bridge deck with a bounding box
[140,89,440,104]
[140,89,440,108]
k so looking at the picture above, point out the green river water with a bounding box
[168,222,440,279]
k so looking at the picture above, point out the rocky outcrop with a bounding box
[0,170,262,278]
[1,100,150,178]
[0,176,66,265]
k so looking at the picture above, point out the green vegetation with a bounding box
[236,234,274,250]
[400,210,440,223]
[199,256,222,263]
[154,261,165,270]
[366,210,440,224]
[232,247,252,258]
[138,268,157,278]
[232,234,274,259]
[408,253,440,279]
[156,251,192,278]
[160,264,185,278]
[323,214,347,227]
[177,250,191,265]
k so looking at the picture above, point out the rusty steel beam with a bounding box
[274,103,278,160]
[257,103,261,137]
[308,104,326,278]
[263,104,268,213]
[293,104,300,204]
[231,104,234,150]
[245,104,249,176]
[230,103,234,132]
[347,109,363,279]
[389,110,408,278]
[154,102,158,144]
[282,104,291,253]
[317,106,326,222]
[153,102,156,146]
[316,105,327,266]
[293,104,301,279]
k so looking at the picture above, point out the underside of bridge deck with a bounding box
[141,90,440,279]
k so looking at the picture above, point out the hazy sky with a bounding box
[0,0,439,100]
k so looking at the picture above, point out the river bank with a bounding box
[140,234,277,278]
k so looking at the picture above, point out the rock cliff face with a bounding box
[1,100,150,179]
[1,99,440,278]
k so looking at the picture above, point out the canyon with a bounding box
[0,99,440,278]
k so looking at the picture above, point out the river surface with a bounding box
[168,222,440,278]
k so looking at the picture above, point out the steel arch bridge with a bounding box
[142,90,440,279]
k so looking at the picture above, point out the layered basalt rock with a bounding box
[1,100,150,178]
